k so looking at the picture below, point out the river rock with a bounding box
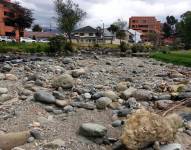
[132,89,153,101]
[2,63,12,72]
[72,68,86,78]
[120,109,183,150]
[79,123,107,137]
[52,74,74,89]
[34,91,56,104]
[103,90,118,101]
[5,74,18,81]
[121,87,137,100]
[0,131,30,150]
[160,143,182,150]
[155,100,173,110]
[0,88,8,95]
[116,82,129,92]
[112,120,122,127]
[63,58,73,64]
[96,97,112,109]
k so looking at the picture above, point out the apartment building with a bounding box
[129,16,161,42]
[0,0,20,40]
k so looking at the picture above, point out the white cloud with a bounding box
[14,0,191,28]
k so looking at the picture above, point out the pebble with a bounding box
[96,97,112,109]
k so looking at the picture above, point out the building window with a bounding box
[80,33,84,36]
[5,32,16,37]
[4,19,15,26]
[4,12,15,18]
[89,33,93,36]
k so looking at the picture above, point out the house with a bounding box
[0,0,20,41]
[128,29,142,43]
[72,26,98,44]
[72,26,130,45]
[129,16,161,42]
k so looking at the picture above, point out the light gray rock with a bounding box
[84,93,91,99]
[160,143,182,150]
[0,94,12,103]
[155,100,173,110]
[63,58,73,64]
[103,90,118,101]
[79,123,107,137]
[30,129,42,140]
[72,68,86,78]
[132,89,153,101]
[0,88,8,95]
[63,105,74,112]
[112,120,122,127]
[96,97,112,109]
[34,91,56,104]
[53,91,65,100]
[121,87,137,100]
[52,74,74,89]
[2,63,12,72]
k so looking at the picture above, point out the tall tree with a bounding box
[163,16,177,38]
[107,24,119,44]
[32,24,43,32]
[54,0,86,43]
[13,3,34,38]
[177,11,191,49]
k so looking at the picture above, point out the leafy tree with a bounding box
[32,24,43,32]
[116,30,126,43]
[110,19,127,44]
[107,24,119,44]
[147,32,160,47]
[54,0,86,43]
[177,11,191,49]
[163,16,177,38]
[13,2,34,38]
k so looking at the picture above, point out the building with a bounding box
[72,26,131,45]
[0,0,20,41]
[128,29,142,43]
[24,31,57,40]
[129,16,161,42]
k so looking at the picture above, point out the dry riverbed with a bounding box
[0,54,191,150]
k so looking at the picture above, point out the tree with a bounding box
[32,24,42,32]
[13,2,34,38]
[109,19,127,44]
[147,32,160,47]
[116,30,126,43]
[163,16,177,38]
[107,24,119,44]
[177,11,191,49]
[54,0,86,43]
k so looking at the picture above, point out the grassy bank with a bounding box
[0,42,49,53]
[151,51,191,67]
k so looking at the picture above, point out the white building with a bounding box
[128,29,142,43]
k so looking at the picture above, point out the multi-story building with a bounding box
[0,0,20,41]
[129,16,161,42]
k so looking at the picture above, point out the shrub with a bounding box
[49,36,66,53]
[64,42,74,53]
[131,44,145,53]
[119,42,129,52]
[94,43,100,48]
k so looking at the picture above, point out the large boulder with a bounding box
[79,123,107,137]
[52,74,74,89]
[96,97,112,109]
[34,91,56,104]
[120,109,183,150]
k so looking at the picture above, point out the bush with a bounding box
[49,36,66,53]
[64,42,74,53]
[119,42,129,52]
[131,44,145,53]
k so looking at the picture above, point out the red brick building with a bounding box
[0,0,20,40]
[129,16,161,42]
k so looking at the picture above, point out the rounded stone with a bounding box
[79,123,107,137]
[34,91,56,104]
[96,97,112,109]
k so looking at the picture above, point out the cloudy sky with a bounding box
[16,0,191,28]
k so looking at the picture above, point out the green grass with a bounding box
[151,51,191,67]
[0,42,49,53]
